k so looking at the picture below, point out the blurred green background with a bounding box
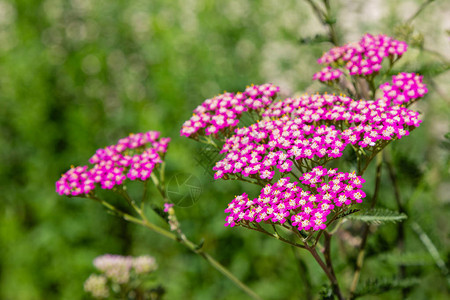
[1,0,449,299]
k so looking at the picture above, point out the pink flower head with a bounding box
[315,34,408,82]
[224,169,366,231]
[313,66,343,82]
[379,72,428,106]
[214,93,421,182]
[180,83,279,138]
[56,131,170,196]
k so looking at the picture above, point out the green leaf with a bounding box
[440,132,450,150]
[375,251,435,266]
[393,152,423,186]
[347,208,407,224]
[319,285,333,300]
[299,34,330,45]
[336,208,360,220]
[353,277,420,298]
[411,222,449,278]
[415,62,450,77]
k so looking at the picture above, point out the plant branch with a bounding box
[93,165,263,300]
[90,193,262,300]
[323,232,341,299]
[349,153,383,299]
[305,242,344,300]
[243,223,306,249]
[406,0,435,24]
[88,194,177,241]
[304,0,339,45]
[385,149,407,297]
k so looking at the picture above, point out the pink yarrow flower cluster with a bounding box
[265,93,421,143]
[315,33,407,79]
[263,93,421,126]
[313,66,343,82]
[56,131,170,196]
[224,167,366,231]
[180,83,279,138]
[214,118,349,181]
[379,72,428,106]
[213,94,421,181]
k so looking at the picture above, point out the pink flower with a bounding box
[180,84,280,138]
[224,169,366,232]
[315,34,408,82]
[379,72,428,106]
[164,203,174,212]
[213,93,421,182]
[56,131,170,196]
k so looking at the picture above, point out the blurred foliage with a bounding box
[0,0,449,299]
[346,209,407,225]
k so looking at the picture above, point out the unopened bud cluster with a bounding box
[84,254,158,299]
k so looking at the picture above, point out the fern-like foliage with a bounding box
[353,277,420,298]
[336,208,360,220]
[319,284,333,300]
[374,251,435,266]
[346,208,407,224]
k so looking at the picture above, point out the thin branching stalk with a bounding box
[367,76,376,99]
[243,223,306,249]
[141,179,149,210]
[314,207,345,247]
[349,153,383,299]
[90,175,262,300]
[289,169,301,181]
[323,232,341,299]
[153,169,263,300]
[88,194,178,241]
[305,242,344,300]
[385,149,408,297]
[135,211,263,300]
[304,0,339,45]
[406,0,435,24]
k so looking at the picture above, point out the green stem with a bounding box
[406,0,435,24]
[357,146,382,176]
[88,194,178,241]
[323,232,342,300]
[235,174,265,187]
[322,0,339,46]
[289,170,301,182]
[244,223,306,249]
[385,149,407,297]
[152,170,262,300]
[92,164,262,300]
[200,251,263,300]
[349,152,383,299]
[141,179,149,210]
[305,243,344,300]
[314,208,344,247]
[91,194,262,300]
[199,135,220,150]
[368,76,376,99]
[304,0,339,45]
